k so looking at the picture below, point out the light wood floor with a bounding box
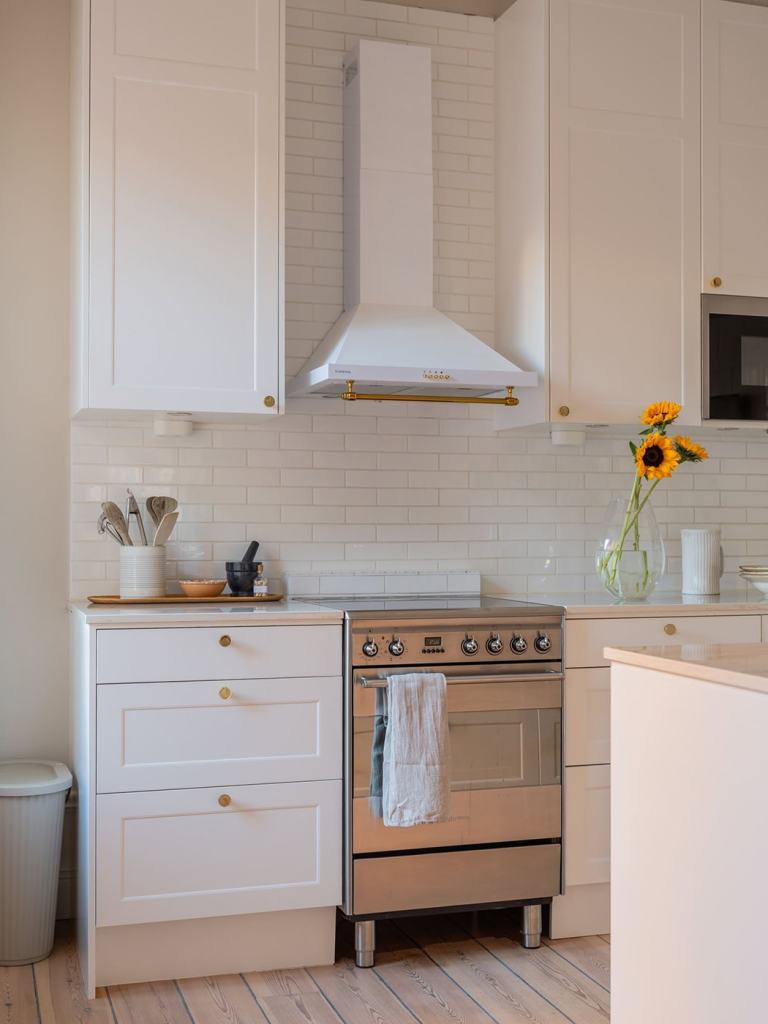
[2,911,610,1024]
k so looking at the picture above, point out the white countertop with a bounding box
[513,589,768,618]
[69,598,344,627]
[606,641,768,695]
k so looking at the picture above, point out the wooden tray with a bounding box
[87,594,284,605]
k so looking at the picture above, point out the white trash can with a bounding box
[0,760,72,965]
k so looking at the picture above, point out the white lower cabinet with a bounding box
[552,609,762,939]
[96,780,342,927]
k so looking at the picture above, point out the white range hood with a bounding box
[287,39,537,403]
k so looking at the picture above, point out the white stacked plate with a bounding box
[739,566,768,595]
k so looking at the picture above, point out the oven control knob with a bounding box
[486,633,504,655]
[510,634,528,654]
[461,635,479,656]
[534,633,552,654]
[362,639,379,658]
[388,636,405,657]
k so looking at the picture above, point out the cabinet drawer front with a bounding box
[96,625,341,683]
[96,781,342,926]
[565,667,610,767]
[567,615,760,668]
[97,677,342,792]
[564,764,610,888]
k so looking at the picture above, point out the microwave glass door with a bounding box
[709,313,768,420]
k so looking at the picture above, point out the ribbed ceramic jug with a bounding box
[681,528,723,595]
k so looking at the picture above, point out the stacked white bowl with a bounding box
[739,565,768,596]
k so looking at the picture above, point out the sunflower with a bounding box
[674,436,709,463]
[635,433,681,480]
[640,401,682,428]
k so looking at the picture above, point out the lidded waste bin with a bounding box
[0,760,72,965]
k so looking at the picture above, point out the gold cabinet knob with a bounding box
[558,405,570,417]
[219,635,232,647]
[218,794,232,807]
[218,686,232,700]
[663,623,677,636]
[263,395,276,408]
[711,276,722,288]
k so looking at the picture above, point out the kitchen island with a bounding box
[607,642,768,1024]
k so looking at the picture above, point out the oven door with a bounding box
[350,665,562,856]
[704,294,768,421]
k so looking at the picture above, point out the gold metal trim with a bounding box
[340,381,519,406]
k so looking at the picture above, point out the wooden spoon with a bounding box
[101,501,132,546]
[153,510,179,547]
[146,495,178,529]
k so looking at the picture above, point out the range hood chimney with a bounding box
[287,39,536,404]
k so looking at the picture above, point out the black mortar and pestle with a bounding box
[226,540,261,595]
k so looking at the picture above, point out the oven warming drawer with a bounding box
[351,843,561,916]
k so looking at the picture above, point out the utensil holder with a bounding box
[120,546,166,599]
[681,527,723,595]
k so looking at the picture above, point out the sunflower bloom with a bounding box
[674,436,709,463]
[635,433,681,480]
[640,401,682,427]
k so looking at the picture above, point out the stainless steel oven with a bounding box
[312,596,564,968]
[704,293,768,422]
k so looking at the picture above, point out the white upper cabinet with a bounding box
[495,0,701,427]
[703,0,768,299]
[73,0,283,416]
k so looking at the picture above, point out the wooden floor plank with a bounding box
[256,993,343,1024]
[0,965,39,1024]
[481,937,610,1024]
[374,948,497,1024]
[545,936,610,991]
[308,957,419,1024]
[176,975,267,1024]
[241,970,318,999]
[34,929,114,1024]
[425,939,574,1024]
[108,980,192,1024]
[599,936,610,944]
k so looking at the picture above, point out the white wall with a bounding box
[0,0,71,762]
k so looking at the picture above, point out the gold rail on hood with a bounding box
[340,381,520,406]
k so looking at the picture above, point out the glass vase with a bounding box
[595,494,666,601]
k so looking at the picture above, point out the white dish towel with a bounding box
[382,672,451,828]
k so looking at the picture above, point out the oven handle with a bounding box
[356,670,564,688]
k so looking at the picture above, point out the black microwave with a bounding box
[704,295,768,422]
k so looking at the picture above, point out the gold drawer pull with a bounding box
[219,686,232,700]
[711,276,722,288]
[219,635,232,647]
[663,623,677,636]
[218,794,232,807]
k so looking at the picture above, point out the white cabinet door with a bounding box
[96,780,341,926]
[565,668,610,767]
[85,0,282,415]
[703,0,768,298]
[549,0,701,424]
[564,764,610,887]
[97,676,342,792]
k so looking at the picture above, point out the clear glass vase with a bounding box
[595,494,666,601]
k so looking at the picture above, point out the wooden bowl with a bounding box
[178,579,227,598]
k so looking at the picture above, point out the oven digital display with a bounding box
[424,636,442,646]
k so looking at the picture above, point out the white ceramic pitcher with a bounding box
[681,528,723,595]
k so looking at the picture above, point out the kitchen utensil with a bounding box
[119,546,166,599]
[681,527,723,595]
[152,510,179,547]
[101,502,132,546]
[178,580,227,598]
[242,540,260,564]
[146,496,178,529]
[225,561,260,596]
[126,489,148,545]
[97,512,124,546]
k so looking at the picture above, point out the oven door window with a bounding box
[709,313,768,420]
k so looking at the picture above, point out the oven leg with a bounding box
[521,904,542,949]
[355,920,376,968]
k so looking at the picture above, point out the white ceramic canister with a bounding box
[680,527,723,595]
[119,546,166,599]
